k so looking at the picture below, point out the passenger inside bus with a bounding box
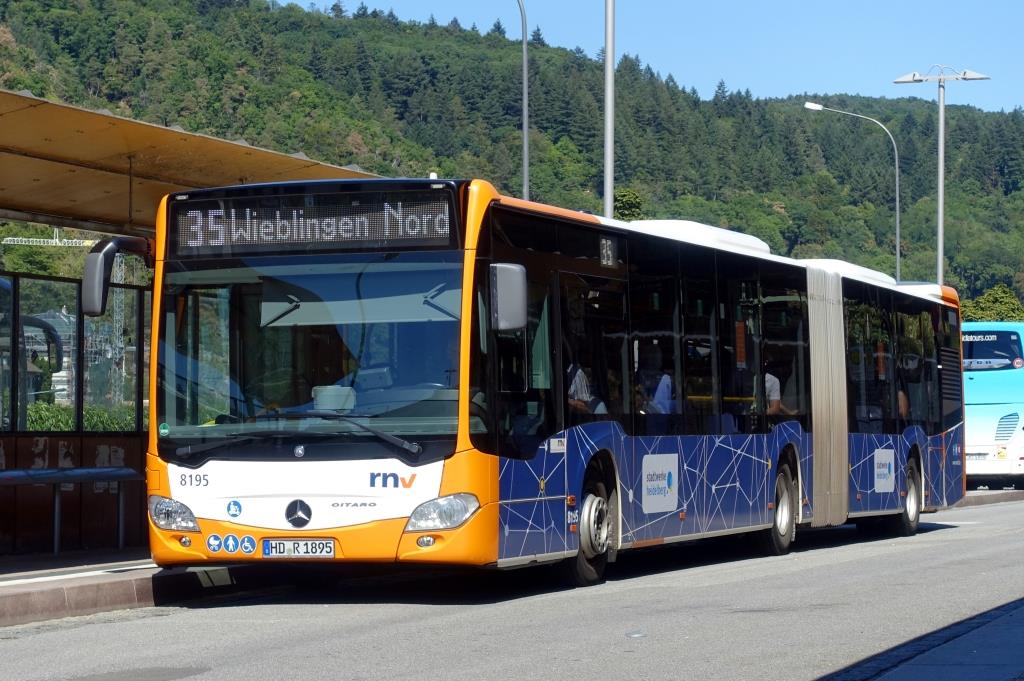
[764,370,796,417]
[567,360,606,416]
[763,352,798,418]
[635,343,673,415]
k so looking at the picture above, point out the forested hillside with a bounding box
[2,0,1023,303]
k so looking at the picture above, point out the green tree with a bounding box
[614,187,644,221]
[487,19,505,38]
[961,284,1024,321]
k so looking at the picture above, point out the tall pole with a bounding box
[517,0,529,201]
[804,102,901,281]
[936,79,945,284]
[603,0,614,218]
[895,66,989,284]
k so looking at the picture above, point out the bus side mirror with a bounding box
[83,237,152,316]
[489,263,527,331]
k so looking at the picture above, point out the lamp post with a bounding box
[894,66,989,284]
[804,101,902,281]
[603,0,614,218]
[516,0,529,201]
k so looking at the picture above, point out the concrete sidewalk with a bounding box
[825,598,1024,681]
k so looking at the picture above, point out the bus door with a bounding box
[557,272,631,542]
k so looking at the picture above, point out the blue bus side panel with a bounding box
[927,423,964,508]
[497,422,628,561]
[848,432,907,514]
[496,421,809,561]
[848,425,962,513]
[497,436,570,561]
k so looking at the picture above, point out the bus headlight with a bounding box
[148,495,200,532]
[405,494,480,532]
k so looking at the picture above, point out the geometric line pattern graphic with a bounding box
[498,420,962,562]
[847,424,964,514]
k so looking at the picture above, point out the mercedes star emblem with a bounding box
[285,499,312,528]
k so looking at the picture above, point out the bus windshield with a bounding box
[962,330,1023,371]
[156,250,469,455]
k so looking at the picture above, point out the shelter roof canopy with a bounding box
[0,89,373,237]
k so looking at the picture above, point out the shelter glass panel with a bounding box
[84,286,139,431]
[18,279,78,431]
[0,276,11,431]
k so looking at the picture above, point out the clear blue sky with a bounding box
[317,0,1018,112]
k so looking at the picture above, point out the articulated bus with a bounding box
[962,321,1024,488]
[83,178,965,585]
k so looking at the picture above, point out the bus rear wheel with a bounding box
[566,478,611,586]
[760,464,796,556]
[884,459,921,536]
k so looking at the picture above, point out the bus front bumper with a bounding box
[149,502,499,567]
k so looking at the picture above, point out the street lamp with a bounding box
[603,0,614,218]
[516,0,529,201]
[894,66,989,284]
[804,101,902,281]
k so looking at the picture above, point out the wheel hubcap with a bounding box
[907,475,919,521]
[580,493,609,559]
[775,477,791,537]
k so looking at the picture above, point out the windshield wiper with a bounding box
[260,293,301,328]
[251,410,423,455]
[422,282,458,320]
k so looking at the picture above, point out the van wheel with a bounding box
[760,464,796,555]
[885,459,921,536]
[566,478,611,586]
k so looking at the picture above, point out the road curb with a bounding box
[956,490,1024,507]
[0,573,154,627]
[0,564,281,628]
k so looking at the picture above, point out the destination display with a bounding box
[172,190,453,256]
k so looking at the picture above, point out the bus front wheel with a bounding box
[566,478,611,586]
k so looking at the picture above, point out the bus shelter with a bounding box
[0,89,373,553]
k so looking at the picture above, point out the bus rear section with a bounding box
[963,322,1024,488]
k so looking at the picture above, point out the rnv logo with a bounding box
[369,472,417,489]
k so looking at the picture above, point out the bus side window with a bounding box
[559,274,627,429]
[760,261,810,432]
[680,245,717,435]
[717,254,758,435]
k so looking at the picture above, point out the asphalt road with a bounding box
[2,501,1022,681]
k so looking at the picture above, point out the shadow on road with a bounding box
[158,520,959,609]
[817,596,1024,680]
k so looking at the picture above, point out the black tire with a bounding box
[565,478,612,586]
[760,464,796,556]
[884,459,921,536]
